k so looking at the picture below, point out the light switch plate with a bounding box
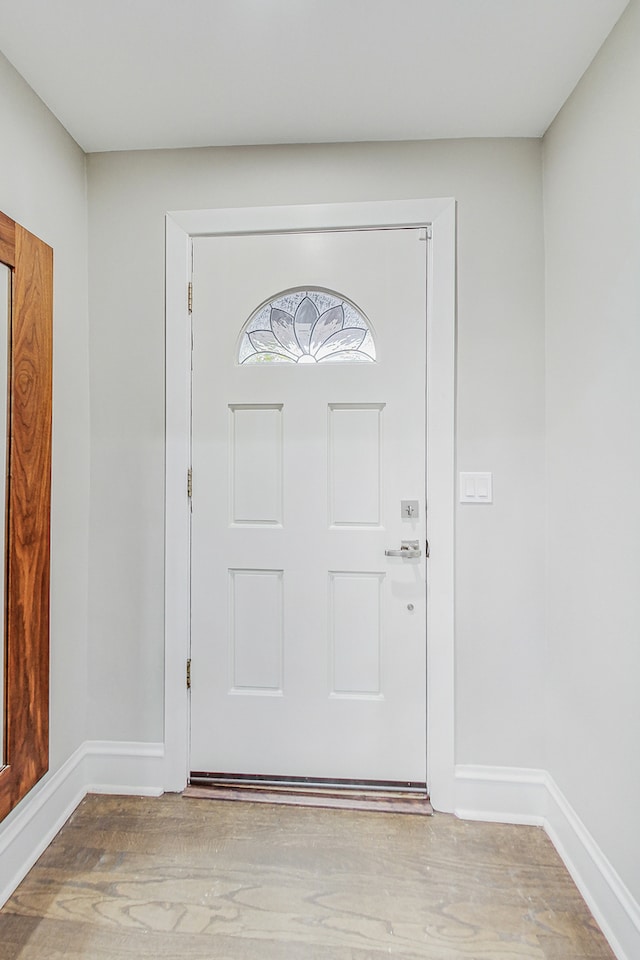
[460,472,493,503]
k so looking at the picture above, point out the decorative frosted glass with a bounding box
[239,289,376,364]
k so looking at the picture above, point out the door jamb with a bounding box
[164,199,456,811]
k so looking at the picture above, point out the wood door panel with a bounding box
[0,212,16,269]
[0,217,52,821]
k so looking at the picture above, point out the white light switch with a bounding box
[460,472,493,503]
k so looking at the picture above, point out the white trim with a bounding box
[454,765,640,960]
[84,740,165,797]
[545,775,640,960]
[0,740,166,909]
[168,198,455,238]
[164,213,192,792]
[0,744,86,908]
[164,199,457,808]
[424,200,456,812]
[455,764,547,825]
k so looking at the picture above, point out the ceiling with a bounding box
[0,0,630,154]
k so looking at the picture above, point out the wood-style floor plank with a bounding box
[0,794,616,959]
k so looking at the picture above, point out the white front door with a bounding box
[190,227,427,784]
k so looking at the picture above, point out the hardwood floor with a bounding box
[0,794,616,959]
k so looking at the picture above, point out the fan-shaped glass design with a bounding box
[238,289,376,364]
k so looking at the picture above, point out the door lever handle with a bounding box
[385,540,421,559]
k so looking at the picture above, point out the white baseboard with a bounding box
[454,764,547,825]
[0,744,87,908]
[0,739,166,909]
[84,740,165,797]
[455,764,640,960]
[544,775,640,960]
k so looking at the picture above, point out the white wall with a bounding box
[543,0,640,904]
[86,139,546,768]
[0,53,90,803]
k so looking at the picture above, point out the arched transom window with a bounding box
[238,289,376,364]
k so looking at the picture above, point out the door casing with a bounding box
[164,199,456,811]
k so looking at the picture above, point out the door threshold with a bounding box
[183,776,433,815]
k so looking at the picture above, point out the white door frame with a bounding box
[164,198,456,811]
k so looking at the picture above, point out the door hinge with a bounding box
[188,281,193,314]
[426,538,430,558]
[419,226,433,241]
[186,658,192,689]
[187,467,193,499]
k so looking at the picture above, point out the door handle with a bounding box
[385,540,421,559]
